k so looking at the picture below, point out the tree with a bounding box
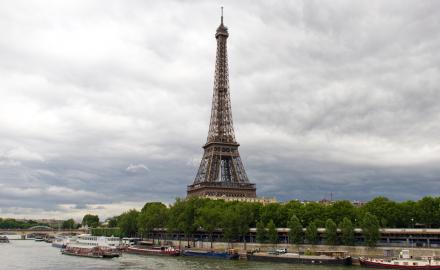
[417,197,439,228]
[92,227,121,237]
[305,221,318,244]
[325,219,337,245]
[222,206,239,245]
[248,202,263,227]
[197,204,222,248]
[302,203,326,226]
[107,217,118,228]
[260,203,286,227]
[339,217,354,246]
[138,202,168,242]
[181,197,204,246]
[288,215,303,244]
[284,200,303,221]
[267,220,278,245]
[361,212,380,247]
[256,220,266,243]
[235,203,254,250]
[362,197,398,227]
[82,214,99,228]
[118,209,139,237]
[328,201,357,224]
[62,219,76,230]
[167,198,186,249]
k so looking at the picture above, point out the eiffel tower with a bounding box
[187,9,256,198]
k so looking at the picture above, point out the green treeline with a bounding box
[90,196,440,247]
[0,218,50,229]
[0,218,83,230]
[82,214,99,228]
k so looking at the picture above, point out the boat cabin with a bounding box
[399,249,411,259]
[314,251,350,258]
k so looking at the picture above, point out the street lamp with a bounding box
[411,218,414,228]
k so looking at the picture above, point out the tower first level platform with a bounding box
[187,182,256,198]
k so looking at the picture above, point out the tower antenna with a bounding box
[221,6,224,24]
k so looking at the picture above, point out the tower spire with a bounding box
[216,7,228,38]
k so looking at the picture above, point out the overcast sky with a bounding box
[0,0,439,220]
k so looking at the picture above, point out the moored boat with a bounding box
[0,236,10,243]
[61,234,122,259]
[0,232,21,240]
[360,250,440,269]
[247,250,352,265]
[121,237,142,246]
[52,236,74,248]
[44,236,55,243]
[61,246,120,258]
[182,249,239,260]
[73,234,121,248]
[126,245,180,256]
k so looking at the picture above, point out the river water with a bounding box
[0,241,358,270]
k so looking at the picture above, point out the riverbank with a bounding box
[157,239,440,258]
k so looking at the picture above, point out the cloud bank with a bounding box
[0,0,439,219]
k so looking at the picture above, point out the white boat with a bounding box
[35,237,45,242]
[121,237,142,246]
[61,234,121,258]
[71,234,121,247]
[64,234,121,250]
[52,236,75,248]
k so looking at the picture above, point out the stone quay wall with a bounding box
[156,239,440,258]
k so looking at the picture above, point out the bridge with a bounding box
[0,227,88,239]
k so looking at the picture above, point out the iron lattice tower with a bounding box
[187,10,256,198]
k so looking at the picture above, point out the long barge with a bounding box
[182,249,239,260]
[61,246,120,258]
[247,250,352,265]
[125,245,180,256]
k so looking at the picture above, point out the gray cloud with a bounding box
[0,0,439,219]
[126,164,150,173]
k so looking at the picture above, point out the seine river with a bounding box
[1,241,357,270]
